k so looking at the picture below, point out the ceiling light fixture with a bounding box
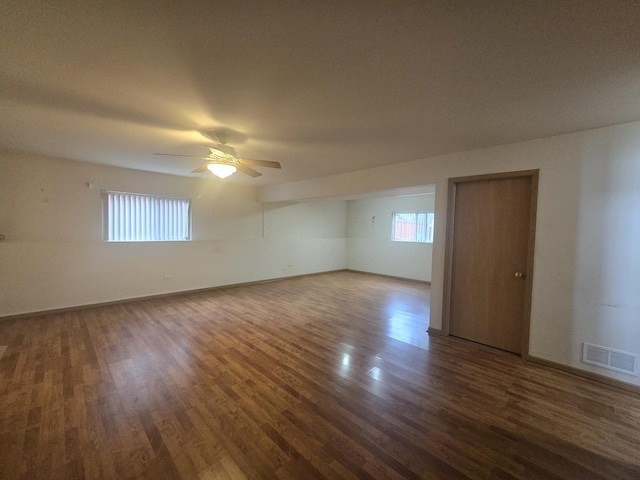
[207,163,237,179]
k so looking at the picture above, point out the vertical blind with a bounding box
[103,191,191,241]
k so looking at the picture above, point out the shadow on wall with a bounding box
[573,129,640,366]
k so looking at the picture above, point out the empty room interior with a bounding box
[1,2,640,479]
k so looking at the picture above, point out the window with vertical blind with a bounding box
[102,191,191,242]
[391,212,434,243]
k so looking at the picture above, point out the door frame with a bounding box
[441,169,539,356]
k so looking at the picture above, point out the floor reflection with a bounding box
[384,295,430,350]
[338,352,352,377]
[335,343,356,378]
[332,284,431,382]
[367,366,383,381]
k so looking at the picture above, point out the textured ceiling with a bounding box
[1,0,640,185]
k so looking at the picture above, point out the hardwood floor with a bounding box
[1,271,639,479]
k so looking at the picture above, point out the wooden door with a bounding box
[446,172,537,354]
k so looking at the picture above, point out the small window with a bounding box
[102,191,191,242]
[392,212,434,243]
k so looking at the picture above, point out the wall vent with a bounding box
[582,343,639,376]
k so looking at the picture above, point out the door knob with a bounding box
[515,272,525,278]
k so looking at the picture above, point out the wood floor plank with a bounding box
[1,271,639,479]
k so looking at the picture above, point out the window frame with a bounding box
[391,211,434,243]
[102,190,192,242]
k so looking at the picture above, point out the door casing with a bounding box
[441,170,539,356]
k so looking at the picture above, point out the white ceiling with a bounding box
[1,1,640,186]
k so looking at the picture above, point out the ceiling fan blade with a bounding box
[192,162,211,173]
[239,158,281,169]
[235,163,262,177]
[154,152,202,158]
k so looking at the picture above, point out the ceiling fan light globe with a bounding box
[207,163,236,179]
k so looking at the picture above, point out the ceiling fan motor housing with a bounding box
[208,144,237,161]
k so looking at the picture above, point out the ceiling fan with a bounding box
[154,130,281,179]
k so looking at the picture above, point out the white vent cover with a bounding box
[583,343,639,376]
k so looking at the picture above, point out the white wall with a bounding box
[259,121,640,387]
[347,194,434,281]
[0,151,348,316]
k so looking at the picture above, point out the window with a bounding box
[392,212,434,243]
[102,191,191,242]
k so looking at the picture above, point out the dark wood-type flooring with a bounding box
[1,271,639,479]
